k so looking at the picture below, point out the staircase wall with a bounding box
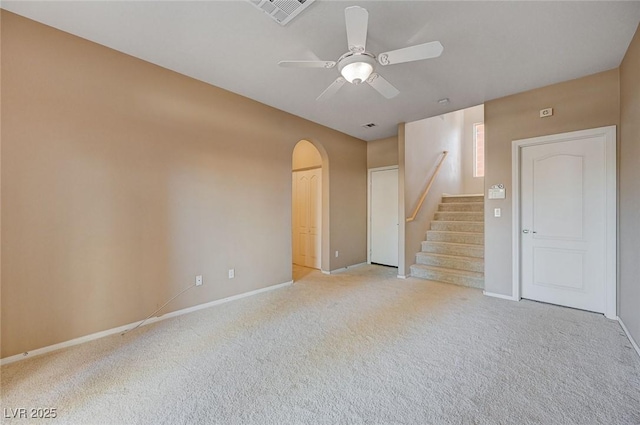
[401,112,465,276]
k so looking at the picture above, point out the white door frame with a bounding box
[511,126,617,319]
[367,166,399,265]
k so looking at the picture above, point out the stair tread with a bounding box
[434,212,483,220]
[415,252,484,262]
[432,222,483,226]
[437,203,484,212]
[429,225,483,232]
[442,194,483,198]
[431,221,484,225]
[435,211,483,214]
[428,230,483,235]
[422,241,484,248]
[411,264,484,278]
[421,240,484,258]
[438,202,484,206]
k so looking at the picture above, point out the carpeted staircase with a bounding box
[410,194,484,288]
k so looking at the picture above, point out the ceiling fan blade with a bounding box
[316,77,346,101]
[377,41,444,66]
[366,73,399,99]
[345,6,368,52]
[278,60,336,69]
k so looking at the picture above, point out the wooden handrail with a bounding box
[406,151,449,222]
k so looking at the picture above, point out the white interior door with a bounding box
[520,135,609,313]
[292,168,321,269]
[370,168,398,267]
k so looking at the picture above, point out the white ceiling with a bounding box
[3,1,640,141]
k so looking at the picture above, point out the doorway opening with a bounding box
[292,140,324,281]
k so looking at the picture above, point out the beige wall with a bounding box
[402,111,464,275]
[367,136,398,169]
[0,10,3,353]
[0,12,367,358]
[462,105,485,194]
[483,69,620,296]
[619,24,640,345]
[292,140,322,171]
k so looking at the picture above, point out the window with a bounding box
[473,123,485,177]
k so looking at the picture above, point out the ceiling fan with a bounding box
[278,6,444,101]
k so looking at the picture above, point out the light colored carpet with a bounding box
[2,265,639,425]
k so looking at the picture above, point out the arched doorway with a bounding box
[292,140,324,279]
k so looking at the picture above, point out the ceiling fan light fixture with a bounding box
[341,62,373,84]
[338,52,376,84]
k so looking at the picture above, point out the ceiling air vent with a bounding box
[362,123,377,129]
[248,0,316,26]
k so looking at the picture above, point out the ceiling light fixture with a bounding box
[438,98,450,105]
[338,52,376,84]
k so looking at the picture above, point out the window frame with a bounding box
[473,122,485,178]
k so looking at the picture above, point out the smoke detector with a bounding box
[247,0,316,26]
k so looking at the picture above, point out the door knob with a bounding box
[522,229,529,233]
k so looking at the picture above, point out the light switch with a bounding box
[494,208,501,217]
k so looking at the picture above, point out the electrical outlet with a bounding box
[228,269,235,279]
[335,251,339,258]
[195,275,203,286]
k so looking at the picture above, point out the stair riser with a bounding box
[410,266,484,289]
[426,231,484,245]
[430,221,484,233]
[438,203,484,212]
[415,253,484,273]
[421,242,484,258]
[434,212,483,221]
[442,196,484,204]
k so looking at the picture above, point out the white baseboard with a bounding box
[0,280,293,366]
[397,275,407,279]
[618,317,640,359]
[483,290,519,301]
[327,262,367,274]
